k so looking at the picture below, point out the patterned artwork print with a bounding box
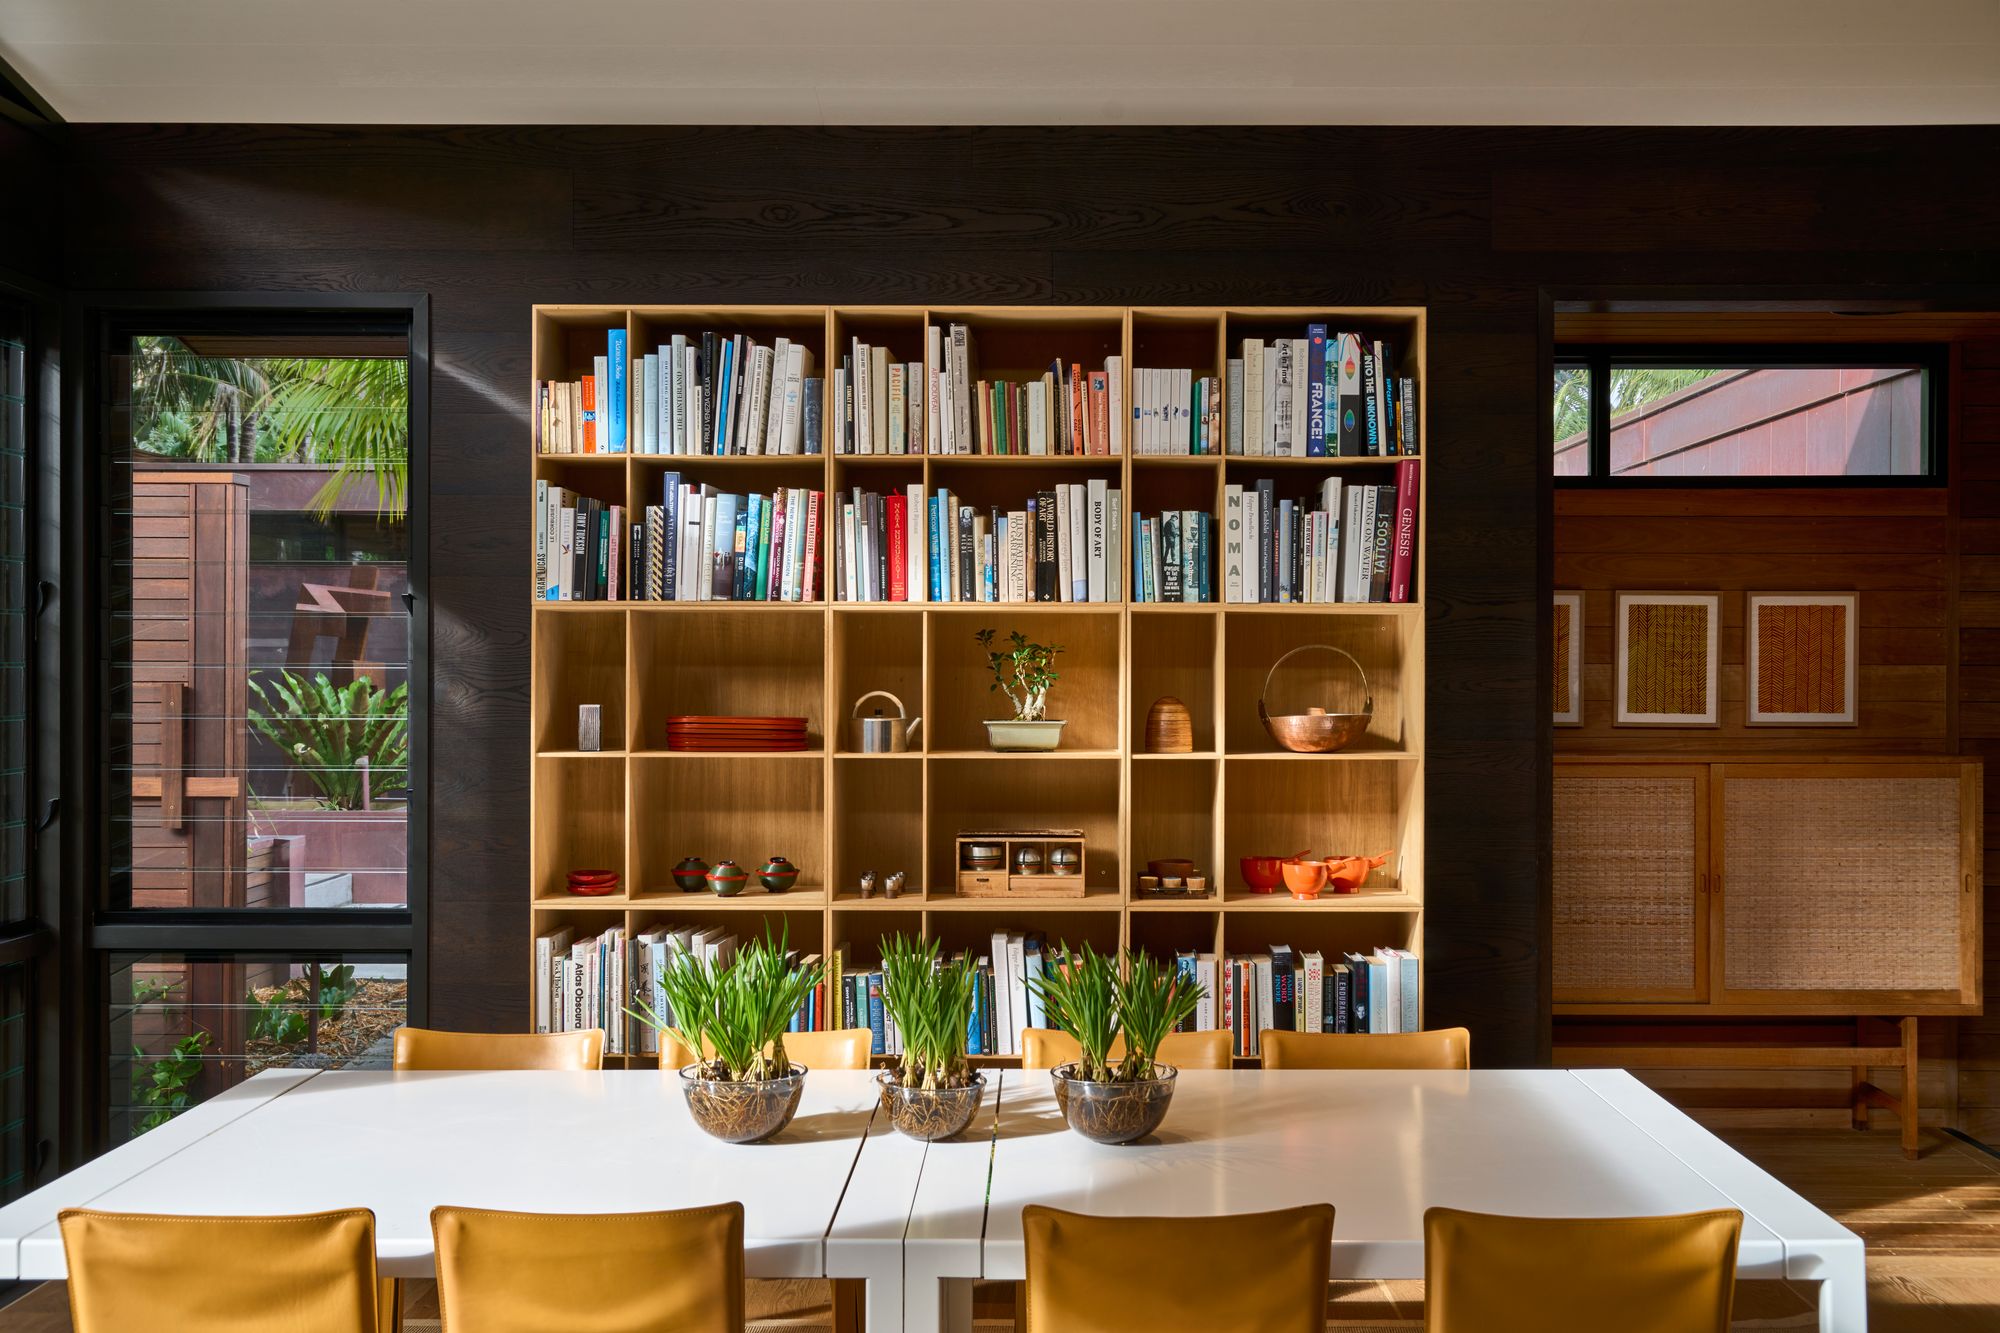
[1755,602,1847,716]
[1625,603,1710,717]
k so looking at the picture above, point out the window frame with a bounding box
[1552,342,1947,488]
[63,293,430,1158]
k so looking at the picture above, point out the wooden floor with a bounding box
[2,1127,1994,1330]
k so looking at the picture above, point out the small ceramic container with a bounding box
[1014,845,1045,875]
[672,856,710,892]
[1048,845,1082,876]
[707,859,748,898]
[758,855,799,892]
[1282,858,1330,900]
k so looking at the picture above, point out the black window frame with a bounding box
[1552,342,1947,488]
[63,293,430,1159]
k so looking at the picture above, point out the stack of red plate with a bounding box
[566,868,620,897]
[665,715,810,752]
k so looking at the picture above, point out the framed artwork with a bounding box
[1746,592,1857,726]
[1553,591,1584,726]
[1615,591,1719,727]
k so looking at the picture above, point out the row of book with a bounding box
[1223,461,1419,604]
[1214,945,1421,1056]
[535,328,825,457]
[534,485,626,601]
[1131,509,1216,603]
[534,477,825,602]
[831,343,923,456]
[835,483,1125,603]
[927,326,1123,456]
[535,925,835,1055]
[1132,368,1225,456]
[1230,329,1416,457]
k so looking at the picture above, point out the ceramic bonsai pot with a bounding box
[679,1063,806,1143]
[983,719,1065,752]
[876,1071,988,1142]
[1049,1063,1178,1144]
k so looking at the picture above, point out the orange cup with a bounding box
[1281,859,1329,900]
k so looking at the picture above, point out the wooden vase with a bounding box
[1144,696,1194,753]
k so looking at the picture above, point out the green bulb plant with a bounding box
[1028,943,1205,1143]
[876,933,988,1140]
[628,924,825,1143]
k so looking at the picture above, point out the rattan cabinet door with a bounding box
[1554,765,1709,1003]
[1716,763,1978,1009]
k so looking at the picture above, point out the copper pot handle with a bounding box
[1258,644,1373,719]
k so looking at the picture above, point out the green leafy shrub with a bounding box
[248,670,409,810]
[879,933,978,1091]
[1029,944,1203,1083]
[628,925,823,1082]
[134,1031,210,1134]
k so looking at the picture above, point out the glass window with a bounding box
[1552,353,1935,481]
[110,954,407,1140]
[109,334,412,908]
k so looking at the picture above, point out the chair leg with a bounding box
[377,1277,402,1333]
[832,1277,864,1333]
[1901,1017,1922,1159]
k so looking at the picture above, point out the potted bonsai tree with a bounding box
[1029,944,1203,1144]
[629,926,824,1143]
[876,933,988,1140]
[976,628,1065,751]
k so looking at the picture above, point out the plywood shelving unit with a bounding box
[529,305,1425,1062]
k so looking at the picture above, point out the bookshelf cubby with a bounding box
[530,305,1426,1063]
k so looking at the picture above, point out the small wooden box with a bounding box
[956,830,1088,899]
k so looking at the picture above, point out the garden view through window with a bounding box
[110,331,411,1135]
[1552,359,1932,479]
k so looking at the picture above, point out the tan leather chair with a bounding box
[432,1203,744,1333]
[1020,1027,1231,1071]
[1022,1204,1334,1333]
[1424,1207,1742,1333]
[60,1207,389,1333]
[783,1027,873,1070]
[1258,1026,1471,1070]
[391,1027,603,1071]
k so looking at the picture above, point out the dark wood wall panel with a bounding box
[1954,340,2000,1140]
[47,124,2000,1067]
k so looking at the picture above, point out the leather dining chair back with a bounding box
[1020,1027,1232,1071]
[391,1027,603,1071]
[1259,1027,1471,1071]
[783,1027,873,1070]
[1021,1204,1334,1333]
[1424,1207,1742,1333]
[60,1207,386,1333]
[432,1203,745,1333]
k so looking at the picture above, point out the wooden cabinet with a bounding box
[1554,756,1981,1015]
[1553,764,1709,1004]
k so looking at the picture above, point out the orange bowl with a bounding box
[1281,859,1329,899]
[1240,853,1306,893]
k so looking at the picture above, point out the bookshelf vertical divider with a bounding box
[530,305,1426,1064]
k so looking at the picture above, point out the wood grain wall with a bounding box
[23,124,2000,1071]
[1554,489,1951,756]
[1953,341,2000,1140]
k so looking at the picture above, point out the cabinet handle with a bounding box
[1712,874,1723,898]
[1697,872,1709,896]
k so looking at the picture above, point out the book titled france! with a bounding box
[1305,324,1329,456]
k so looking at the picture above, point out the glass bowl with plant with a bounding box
[976,628,1065,751]
[876,933,989,1141]
[1029,944,1204,1144]
[628,925,825,1143]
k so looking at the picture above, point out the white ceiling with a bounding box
[3,0,1997,125]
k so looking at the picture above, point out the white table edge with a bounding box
[0,1068,324,1280]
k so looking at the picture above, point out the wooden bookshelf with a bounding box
[529,305,1426,1063]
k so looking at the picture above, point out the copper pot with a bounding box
[1258,644,1373,753]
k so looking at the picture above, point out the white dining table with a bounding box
[0,1066,1863,1333]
